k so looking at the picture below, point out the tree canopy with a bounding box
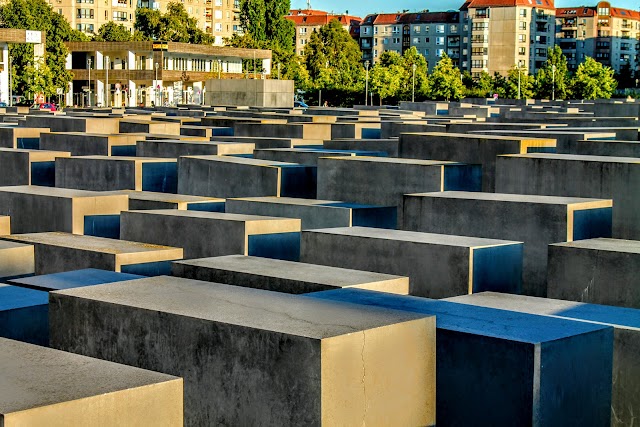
[135,2,214,44]
[534,45,570,100]
[570,56,617,99]
[94,22,133,42]
[427,53,464,101]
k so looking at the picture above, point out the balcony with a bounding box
[535,13,548,21]
[622,23,632,29]
[562,21,577,29]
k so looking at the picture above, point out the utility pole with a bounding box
[155,62,159,107]
[87,58,92,107]
[105,55,110,107]
[412,63,416,102]
[364,60,370,106]
[8,56,12,107]
[552,64,556,101]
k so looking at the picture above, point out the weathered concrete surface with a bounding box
[8,268,143,292]
[323,138,401,157]
[399,132,555,191]
[495,153,640,239]
[574,139,640,157]
[23,116,120,134]
[1,232,182,275]
[39,132,142,156]
[470,129,615,154]
[547,238,640,308]
[119,119,180,135]
[446,291,639,427]
[402,191,613,297]
[301,227,523,298]
[105,190,225,211]
[317,156,481,225]
[0,241,34,281]
[0,148,70,186]
[253,148,372,166]
[136,139,254,158]
[0,186,128,234]
[209,135,324,149]
[172,255,409,294]
[178,155,316,199]
[50,276,436,426]
[0,217,9,236]
[0,337,183,426]
[121,210,300,260]
[225,196,396,229]
[0,285,48,345]
[234,122,332,140]
[55,156,177,193]
[0,127,49,149]
[308,288,614,427]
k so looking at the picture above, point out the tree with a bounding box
[570,56,617,99]
[94,22,133,42]
[398,47,429,101]
[134,3,214,44]
[491,71,508,98]
[0,0,87,99]
[427,53,464,101]
[506,65,534,99]
[23,57,56,98]
[239,0,293,50]
[462,70,492,98]
[370,63,403,105]
[534,45,570,99]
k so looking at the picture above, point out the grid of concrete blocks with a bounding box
[0,99,638,426]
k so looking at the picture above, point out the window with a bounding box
[300,39,307,45]
[450,25,458,33]
[437,49,444,57]
[436,25,445,33]
[519,21,527,30]
[76,0,94,3]
[414,26,420,33]
[424,25,430,32]
[518,47,526,55]
[597,6,609,15]
[471,59,487,68]
[519,34,526,42]
[76,23,94,32]
[374,38,378,46]
[436,37,444,45]
[77,8,93,18]
[471,47,487,56]
[425,37,429,43]
[413,37,419,44]
[392,37,400,43]
[383,38,388,44]
[215,23,222,32]
[215,0,221,4]
[214,10,222,18]
[475,8,488,18]
[374,26,378,34]
[472,22,488,30]
[373,49,378,57]
[424,49,429,56]
[362,27,370,35]
[113,11,127,21]
[392,26,399,34]
[300,27,307,34]
[518,59,526,67]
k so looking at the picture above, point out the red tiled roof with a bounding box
[556,7,596,17]
[285,14,362,26]
[610,7,640,20]
[373,13,405,25]
[465,0,555,10]
[289,9,330,16]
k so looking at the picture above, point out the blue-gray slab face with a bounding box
[84,214,121,239]
[141,162,178,193]
[317,202,397,229]
[110,145,137,156]
[0,285,48,346]
[8,268,144,292]
[552,303,640,329]
[30,161,56,187]
[247,232,300,261]
[573,207,613,241]
[121,261,173,276]
[443,164,482,192]
[305,289,613,427]
[279,165,317,198]
[17,137,39,149]
[186,201,226,212]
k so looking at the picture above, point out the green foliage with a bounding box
[0,0,86,97]
[23,57,56,98]
[463,70,493,98]
[134,2,214,44]
[370,63,403,104]
[505,65,534,99]
[427,53,464,101]
[94,22,133,42]
[570,56,617,99]
[397,47,429,101]
[614,60,635,89]
[239,0,293,50]
[534,45,570,99]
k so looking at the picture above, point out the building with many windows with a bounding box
[556,2,640,73]
[359,12,465,72]
[285,9,361,56]
[49,0,137,35]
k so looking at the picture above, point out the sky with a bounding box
[289,0,639,18]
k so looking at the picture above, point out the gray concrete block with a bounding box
[0,241,34,281]
[119,119,180,135]
[0,217,8,236]
[495,153,640,239]
[172,255,409,294]
[575,139,640,157]
[23,116,120,134]
[300,227,523,298]
[0,337,183,426]
[548,238,640,308]
[0,127,49,149]
[445,292,639,427]
[136,139,254,157]
[0,148,70,187]
[0,232,182,275]
[50,276,436,426]
[39,132,142,156]
[0,186,128,234]
[121,210,300,260]
[105,190,225,211]
[323,138,400,157]
[402,191,613,297]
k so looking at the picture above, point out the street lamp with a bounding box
[552,64,556,101]
[155,62,159,107]
[412,63,417,103]
[217,59,222,79]
[87,58,92,107]
[517,65,521,100]
[105,55,109,107]
[8,56,12,107]
[364,60,370,106]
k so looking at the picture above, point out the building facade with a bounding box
[48,0,137,35]
[65,41,271,107]
[286,9,361,57]
[556,2,640,73]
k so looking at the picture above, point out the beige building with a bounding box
[48,0,136,35]
[556,2,640,73]
[286,9,361,56]
[461,0,556,77]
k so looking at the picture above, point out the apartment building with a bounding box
[462,0,556,77]
[286,9,361,56]
[556,2,640,73]
[49,0,136,35]
[359,12,465,72]
[137,0,241,45]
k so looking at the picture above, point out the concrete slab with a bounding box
[50,276,436,426]
[121,209,300,260]
[470,129,616,154]
[23,115,121,134]
[119,119,180,135]
[547,238,640,308]
[178,155,316,199]
[39,132,142,156]
[0,232,183,275]
[323,138,401,157]
[253,148,385,166]
[575,139,640,157]
[136,139,255,157]
[0,337,183,426]
[0,285,48,345]
[106,190,225,211]
[495,153,640,239]
[0,148,71,187]
[225,196,396,229]
[0,216,10,236]
[0,241,34,282]
[402,191,613,297]
[0,186,128,234]
[301,227,523,298]
[0,127,49,149]
[445,292,639,427]
[307,288,614,427]
[210,135,324,149]
[172,255,409,294]
[8,268,143,292]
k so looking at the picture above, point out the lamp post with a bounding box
[412,63,417,103]
[105,55,109,107]
[517,65,521,100]
[87,58,92,107]
[551,64,556,101]
[364,60,370,106]
[8,56,12,107]
[154,62,159,107]
[277,62,281,79]
[217,59,222,79]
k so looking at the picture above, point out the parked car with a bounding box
[0,102,6,107]
[32,103,57,111]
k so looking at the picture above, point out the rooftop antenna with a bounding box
[306,0,311,10]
